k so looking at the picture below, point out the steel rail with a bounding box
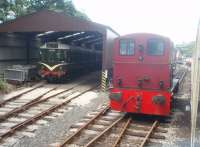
[125,129,165,139]
[59,105,110,147]
[0,85,98,142]
[0,84,44,107]
[139,120,158,147]
[0,87,56,122]
[0,82,88,122]
[179,70,187,84]
[112,117,131,147]
[84,114,125,147]
[0,85,77,121]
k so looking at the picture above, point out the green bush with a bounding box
[0,80,8,92]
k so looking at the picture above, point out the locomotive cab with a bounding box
[40,48,67,65]
[110,33,174,116]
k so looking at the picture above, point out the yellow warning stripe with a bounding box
[101,70,107,92]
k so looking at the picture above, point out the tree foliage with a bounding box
[0,0,89,23]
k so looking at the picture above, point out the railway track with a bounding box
[50,69,186,147]
[57,106,169,147]
[0,78,99,145]
[174,65,188,84]
[0,83,44,107]
[179,69,187,84]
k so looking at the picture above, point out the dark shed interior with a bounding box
[0,10,119,74]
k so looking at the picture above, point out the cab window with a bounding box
[147,39,164,55]
[119,39,134,55]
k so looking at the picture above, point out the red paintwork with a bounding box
[110,33,174,116]
[110,88,171,116]
[39,69,66,78]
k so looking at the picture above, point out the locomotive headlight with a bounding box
[152,95,165,105]
[138,56,144,61]
[59,66,63,70]
[109,92,122,101]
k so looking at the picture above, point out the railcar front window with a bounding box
[120,40,127,55]
[40,49,66,64]
[147,39,164,55]
[119,39,134,55]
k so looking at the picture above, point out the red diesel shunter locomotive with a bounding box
[110,33,176,116]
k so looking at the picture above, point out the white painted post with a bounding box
[101,70,108,91]
[191,20,200,147]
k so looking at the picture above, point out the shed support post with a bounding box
[26,36,30,64]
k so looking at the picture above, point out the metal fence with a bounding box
[191,21,200,147]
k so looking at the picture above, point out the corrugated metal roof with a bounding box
[0,9,119,35]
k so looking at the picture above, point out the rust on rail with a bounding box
[0,87,56,122]
[84,114,125,147]
[60,105,110,147]
[0,84,80,122]
[112,117,131,147]
[0,84,44,107]
[0,85,98,142]
[140,120,158,147]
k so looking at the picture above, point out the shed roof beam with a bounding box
[72,35,95,42]
[40,32,74,42]
[37,31,55,37]
[58,32,85,40]
[85,38,102,44]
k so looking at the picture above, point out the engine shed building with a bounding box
[0,10,119,80]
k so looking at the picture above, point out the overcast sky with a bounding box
[73,0,200,43]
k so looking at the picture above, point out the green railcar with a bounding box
[38,42,101,83]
